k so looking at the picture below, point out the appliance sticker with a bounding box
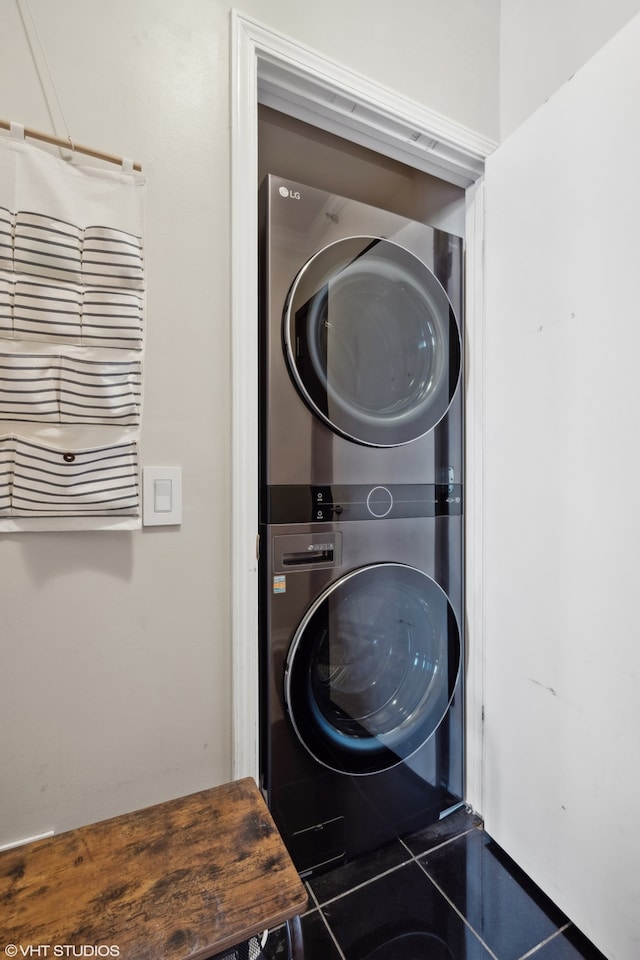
[273,575,286,594]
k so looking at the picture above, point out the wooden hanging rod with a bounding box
[0,119,142,172]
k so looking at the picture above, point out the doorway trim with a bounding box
[230,9,495,808]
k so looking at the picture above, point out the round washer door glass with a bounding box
[284,563,461,775]
[284,236,461,447]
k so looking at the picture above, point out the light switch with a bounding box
[154,478,172,512]
[143,467,182,526]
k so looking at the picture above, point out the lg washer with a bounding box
[259,175,464,507]
[259,487,464,876]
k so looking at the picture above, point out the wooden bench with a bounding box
[0,777,308,959]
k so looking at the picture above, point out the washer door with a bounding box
[284,563,460,775]
[283,236,461,447]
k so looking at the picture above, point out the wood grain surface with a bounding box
[0,778,308,960]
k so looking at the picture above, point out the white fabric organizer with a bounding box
[0,129,145,531]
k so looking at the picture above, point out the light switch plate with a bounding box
[143,467,182,526]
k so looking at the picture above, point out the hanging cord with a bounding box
[16,0,74,152]
[11,0,141,171]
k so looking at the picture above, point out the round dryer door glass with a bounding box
[283,236,461,447]
[284,563,461,775]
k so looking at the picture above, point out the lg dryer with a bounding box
[259,175,464,509]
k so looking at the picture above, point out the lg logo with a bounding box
[279,186,301,200]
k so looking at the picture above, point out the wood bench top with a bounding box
[0,777,308,960]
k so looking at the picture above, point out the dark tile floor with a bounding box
[261,808,608,960]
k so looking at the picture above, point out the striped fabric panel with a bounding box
[59,355,141,425]
[14,211,83,283]
[83,226,144,289]
[0,278,12,338]
[0,207,13,272]
[0,354,60,422]
[0,354,142,425]
[13,280,81,344]
[5,282,143,351]
[11,437,139,516]
[82,289,143,349]
[1,213,144,350]
[0,436,13,515]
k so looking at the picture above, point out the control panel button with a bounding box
[366,485,393,518]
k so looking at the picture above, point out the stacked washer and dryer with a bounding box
[258,175,465,876]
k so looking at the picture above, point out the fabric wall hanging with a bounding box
[0,126,145,531]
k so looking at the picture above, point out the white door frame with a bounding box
[229,9,495,811]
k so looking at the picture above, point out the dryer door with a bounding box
[283,237,461,447]
[284,562,460,775]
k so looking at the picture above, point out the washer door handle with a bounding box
[282,546,334,566]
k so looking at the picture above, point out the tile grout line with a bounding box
[415,856,501,960]
[406,829,576,960]
[308,818,481,912]
[515,922,572,960]
[302,819,487,956]
[302,882,348,960]
[305,879,321,912]
[310,857,413,909]
[265,913,348,960]
[303,881,320,916]
[318,907,348,960]
[390,824,498,960]
[299,820,579,960]
[399,821,483,860]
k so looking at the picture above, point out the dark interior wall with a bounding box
[258,106,466,237]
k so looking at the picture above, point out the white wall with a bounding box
[500,0,640,137]
[246,0,500,143]
[484,13,640,960]
[1,0,233,845]
[0,0,499,845]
